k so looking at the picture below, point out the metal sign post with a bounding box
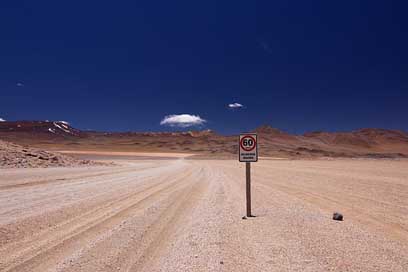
[239,133,258,217]
[246,162,251,217]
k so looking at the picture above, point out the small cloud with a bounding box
[160,114,206,128]
[16,82,24,87]
[259,40,272,54]
[0,118,6,122]
[228,102,244,109]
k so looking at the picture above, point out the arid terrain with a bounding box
[1,154,408,271]
[0,140,103,168]
[1,121,408,158]
[1,121,408,271]
[2,0,406,271]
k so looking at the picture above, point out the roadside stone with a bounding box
[333,212,343,221]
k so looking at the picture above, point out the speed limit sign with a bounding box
[239,133,258,162]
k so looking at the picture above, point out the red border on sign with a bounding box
[240,135,256,151]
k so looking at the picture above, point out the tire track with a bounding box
[0,161,186,244]
[129,166,208,272]
[59,165,209,272]
[0,162,195,272]
[0,163,163,191]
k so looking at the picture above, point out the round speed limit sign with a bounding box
[240,135,256,151]
[239,134,258,162]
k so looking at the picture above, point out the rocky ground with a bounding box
[0,140,102,168]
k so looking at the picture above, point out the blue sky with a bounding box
[1,0,407,134]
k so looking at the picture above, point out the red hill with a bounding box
[0,121,407,158]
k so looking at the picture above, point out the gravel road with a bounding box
[1,158,408,271]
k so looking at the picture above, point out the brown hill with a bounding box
[303,128,408,155]
[0,139,100,168]
[0,120,82,136]
[0,121,407,158]
[254,125,289,136]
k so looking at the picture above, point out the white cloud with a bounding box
[228,102,244,109]
[16,82,24,87]
[160,114,206,127]
[0,118,5,122]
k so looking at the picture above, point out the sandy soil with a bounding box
[1,158,408,271]
[58,150,195,158]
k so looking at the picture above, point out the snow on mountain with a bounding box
[53,122,72,134]
[0,120,81,137]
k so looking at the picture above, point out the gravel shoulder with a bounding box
[0,159,408,271]
[0,140,104,168]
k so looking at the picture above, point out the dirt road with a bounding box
[1,158,408,271]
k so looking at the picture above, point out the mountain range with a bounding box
[1,121,408,158]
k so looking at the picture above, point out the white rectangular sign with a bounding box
[239,133,258,162]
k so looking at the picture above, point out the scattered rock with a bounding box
[0,139,104,168]
[333,212,343,221]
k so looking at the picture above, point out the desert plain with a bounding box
[1,152,408,272]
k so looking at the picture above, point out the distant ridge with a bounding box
[0,121,82,137]
[0,121,407,158]
[254,125,286,135]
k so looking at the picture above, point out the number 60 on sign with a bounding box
[239,134,258,162]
